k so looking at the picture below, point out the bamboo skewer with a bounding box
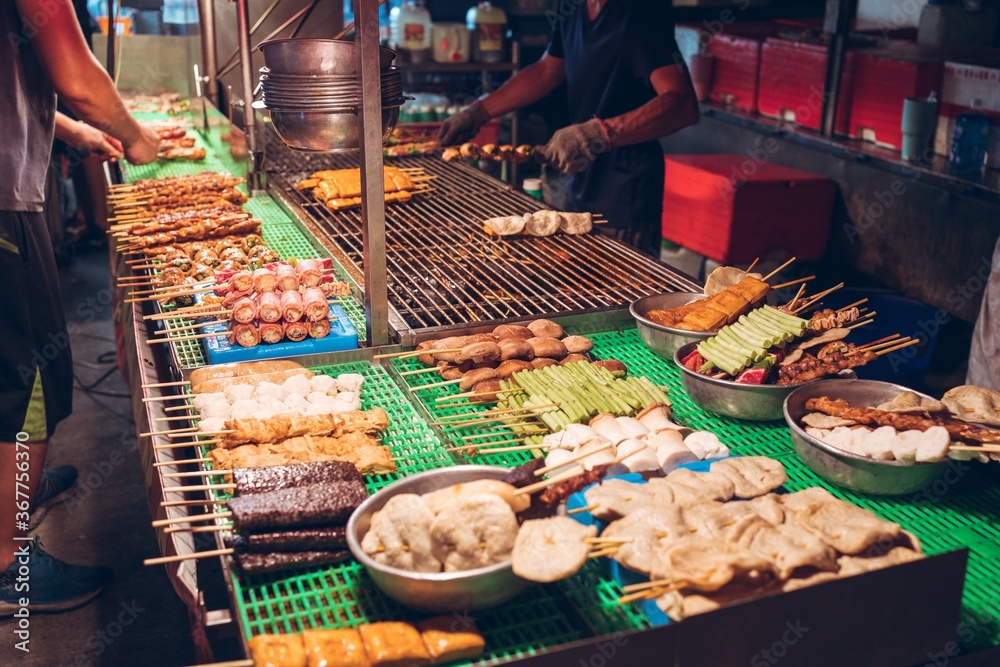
[155,319,229,335]
[473,443,542,454]
[849,337,912,356]
[164,524,233,535]
[513,466,586,496]
[162,484,237,493]
[161,498,222,507]
[793,283,845,314]
[567,503,599,515]
[845,318,874,331]
[154,440,220,449]
[398,366,444,377]
[148,331,227,344]
[433,404,559,423]
[168,430,232,439]
[373,348,463,360]
[142,380,191,389]
[951,445,1000,453]
[155,415,196,423]
[875,339,921,357]
[761,257,797,282]
[837,298,868,313]
[164,405,195,412]
[587,547,620,559]
[788,284,807,309]
[151,511,232,527]
[436,414,545,429]
[745,257,760,274]
[445,439,526,452]
[534,443,613,476]
[140,426,199,437]
[144,548,234,566]
[162,470,229,479]
[435,387,523,402]
[770,275,815,290]
[408,378,463,392]
[144,309,231,321]
[153,457,210,468]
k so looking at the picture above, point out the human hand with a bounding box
[536,119,609,174]
[66,121,125,161]
[124,124,162,165]
[438,101,491,146]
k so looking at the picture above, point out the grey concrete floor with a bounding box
[1,245,195,666]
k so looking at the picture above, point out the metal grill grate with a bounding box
[264,133,700,331]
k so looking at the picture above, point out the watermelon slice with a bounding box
[735,367,768,384]
[682,350,705,372]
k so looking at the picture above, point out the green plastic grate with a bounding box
[585,328,1000,652]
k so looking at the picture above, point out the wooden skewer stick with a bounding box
[844,318,874,331]
[473,443,542,454]
[434,404,559,423]
[168,429,232,439]
[745,257,760,274]
[435,387,523,402]
[142,395,189,403]
[856,336,910,353]
[162,484,237,493]
[513,465,586,496]
[161,498,222,507]
[534,443,613,476]
[761,256,797,283]
[793,282,845,314]
[458,428,544,440]
[147,331,227,344]
[438,414,545,429]
[154,415,196,423]
[140,426,199,437]
[444,439,525,452]
[151,511,232,527]
[617,584,683,605]
[408,378,463,392]
[875,339,921,357]
[787,283,807,309]
[587,547,620,559]
[584,537,632,545]
[567,503,599,515]
[144,548,234,566]
[162,470,229,479]
[950,445,1000,453]
[144,309,231,321]
[153,457,210,468]
[154,440,220,449]
[621,578,674,593]
[163,524,233,535]
[855,334,900,349]
[837,298,868,313]
[398,366,444,377]
[770,275,815,291]
[373,347,463,360]
[155,319,229,335]
[142,380,191,389]
[163,404,195,412]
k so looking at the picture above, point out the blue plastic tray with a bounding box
[201,303,359,364]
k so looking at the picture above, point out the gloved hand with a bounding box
[537,119,609,174]
[438,101,491,146]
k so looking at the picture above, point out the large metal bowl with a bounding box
[673,341,828,421]
[630,292,711,360]
[264,105,400,152]
[346,466,531,612]
[259,38,396,74]
[784,379,949,495]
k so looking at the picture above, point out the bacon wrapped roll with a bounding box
[257,292,282,323]
[259,321,284,345]
[280,289,304,322]
[284,321,308,342]
[295,258,324,287]
[252,267,278,293]
[231,296,257,324]
[274,263,299,292]
[308,319,331,339]
[231,322,260,348]
[302,287,329,322]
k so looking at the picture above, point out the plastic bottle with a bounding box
[466,2,507,63]
[391,0,432,63]
[950,99,991,172]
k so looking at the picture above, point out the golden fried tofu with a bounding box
[679,308,727,332]
[302,628,371,667]
[706,290,751,324]
[417,616,486,665]
[730,276,770,305]
[248,633,307,667]
[358,622,430,667]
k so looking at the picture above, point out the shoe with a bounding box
[0,538,112,614]
[29,465,78,530]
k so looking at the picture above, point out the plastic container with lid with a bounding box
[466,2,507,63]
[390,0,432,63]
[522,178,543,200]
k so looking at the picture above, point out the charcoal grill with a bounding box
[263,129,700,341]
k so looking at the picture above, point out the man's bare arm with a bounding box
[603,64,699,147]
[479,53,567,118]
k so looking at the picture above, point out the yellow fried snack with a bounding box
[417,616,486,665]
[358,622,430,667]
[302,628,371,667]
[248,633,307,667]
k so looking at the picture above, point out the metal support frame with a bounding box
[356,0,390,346]
[234,0,266,194]
[820,0,856,136]
[197,0,219,105]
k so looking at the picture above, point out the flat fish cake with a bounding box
[430,493,519,572]
[584,479,660,521]
[512,516,597,583]
[361,494,440,573]
[710,457,788,498]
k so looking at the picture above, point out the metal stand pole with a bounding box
[197,0,219,105]
[234,0,266,194]
[356,0,389,346]
[820,0,856,137]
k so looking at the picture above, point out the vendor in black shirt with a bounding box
[439,0,698,254]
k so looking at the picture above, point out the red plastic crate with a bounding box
[848,42,945,149]
[661,155,835,264]
[706,22,784,113]
[758,37,854,134]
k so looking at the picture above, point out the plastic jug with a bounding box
[466,1,507,63]
[390,0,432,63]
[432,22,470,63]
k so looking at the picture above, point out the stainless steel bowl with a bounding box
[630,292,710,360]
[784,379,949,495]
[261,104,400,152]
[673,341,823,421]
[259,38,396,74]
[346,466,531,612]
